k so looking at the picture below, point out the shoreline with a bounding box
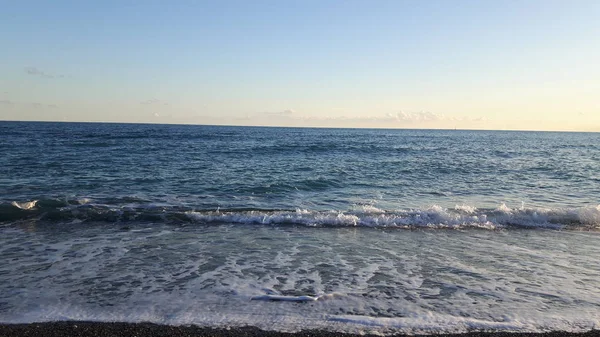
[1,322,599,337]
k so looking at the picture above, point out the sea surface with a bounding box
[1,121,600,335]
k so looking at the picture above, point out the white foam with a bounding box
[2,215,600,335]
[454,204,477,214]
[251,292,344,302]
[184,204,600,229]
[571,205,600,226]
[327,313,600,334]
[496,203,512,213]
[352,204,386,213]
[11,200,38,210]
[4,304,599,335]
[251,295,315,302]
[75,198,92,205]
[329,314,525,332]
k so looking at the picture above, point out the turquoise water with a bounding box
[1,121,600,334]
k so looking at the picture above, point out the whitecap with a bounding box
[11,200,38,210]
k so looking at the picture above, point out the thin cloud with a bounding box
[141,99,169,106]
[234,109,488,128]
[29,102,58,109]
[386,111,444,122]
[0,100,57,108]
[292,111,445,123]
[275,110,488,125]
[24,66,64,79]
[264,108,296,116]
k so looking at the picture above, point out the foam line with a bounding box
[251,295,319,302]
[251,293,343,302]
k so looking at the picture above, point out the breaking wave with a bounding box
[1,198,599,230]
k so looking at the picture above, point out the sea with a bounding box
[1,121,600,335]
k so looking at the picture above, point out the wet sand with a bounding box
[0,322,599,337]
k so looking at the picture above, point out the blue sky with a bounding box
[1,0,599,130]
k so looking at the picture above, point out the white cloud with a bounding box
[290,111,448,124]
[24,66,64,79]
[28,102,59,109]
[264,108,296,116]
[210,108,490,129]
[141,99,169,106]
[0,100,57,108]
[387,110,444,122]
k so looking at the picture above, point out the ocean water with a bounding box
[1,121,600,335]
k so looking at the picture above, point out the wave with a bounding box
[185,204,600,230]
[2,198,599,230]
[10,200,38,210]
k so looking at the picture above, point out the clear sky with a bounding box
[1,0,599,131]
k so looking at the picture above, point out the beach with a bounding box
[1,322,599,337]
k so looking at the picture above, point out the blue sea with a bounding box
[1,121,600,334]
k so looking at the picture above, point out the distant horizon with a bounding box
[2,118,598,133]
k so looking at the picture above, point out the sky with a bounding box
[1,0,599,131]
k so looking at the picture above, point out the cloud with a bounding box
[274,110,489,127]
[0,100,58,108]
[30,102,58,109]
[264,108,296,116]
[287,111,447,124]
[226,108,489,129]
[24,66,64,79]
[385,111,444,122]
[141,99,169,106]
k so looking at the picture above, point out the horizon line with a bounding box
[1,119,598,134]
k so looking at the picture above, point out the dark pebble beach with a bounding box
[1,322,599,337]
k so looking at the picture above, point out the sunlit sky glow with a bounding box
[1,0,599,131]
